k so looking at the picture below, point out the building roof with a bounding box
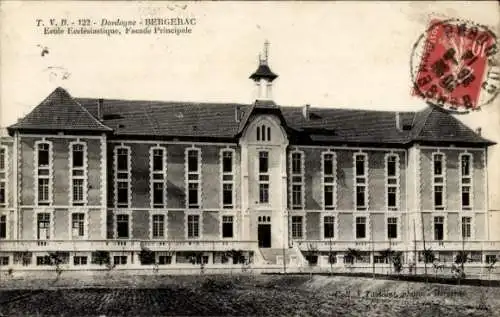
[249,63,278,82]
[8,87,112,133]
[7,87,494,146]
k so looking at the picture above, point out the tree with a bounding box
[48,251,69,284]
[379,248,394,273]
[422,248,435,280]
[186,251,206,274]
[485,256,497,287]
[453,251,469,281]
[391,251,403,275]
[344,248,362,266]
[306,244,319,277]
[432,260,445,279]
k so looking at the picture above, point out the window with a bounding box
[434,154,443,175]
[460,154,473,210]
[257,124,271,141]
[387,217,398,239]
[290,151,304,210]
[0,182,5,206]
[259,151,268,173]
[354,153,368,210]
[152,214,165,239]
[38,179,49,204]
[258,151,270,204]
[158,255,172,265]
[434,216,444,241]
[114,256,127,265]
[187,214,200,238]
[186,148,201,209]
[38,143,49,167]
[71,213,85,238]
[259,184,269,204]
[222,215,234,238]
[462,216,471,239]
[324,216,335,239]
[322,152,336,210]
[70,143,86,206]
[292,185,302,208]
[73,256,88,266]
[37,213,50,240]
[72,179,84,204]
[117,182,128,206]
[355,217,366,239]
[37,256,52,266]
[434,186,443,208]
[0,215,6,239]
[221,150,234,209]
[116,214,129,239]
[486,255,497,264]
[115,147,131,208]
[433,153,445,210]
[36,142,52,205]
[153,183,164,206]
[188,149,199,172]
[291,216,303,239]
[386,154,399,210]
[0,256,9,266]
[188,183,199,207]
[0,147,5,170]
[0,146,6,207]
[223,184,233,208]
[150,147,167,209]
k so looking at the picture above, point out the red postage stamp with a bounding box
[411,18,499,113]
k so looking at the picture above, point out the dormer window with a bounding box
[256,124,271,141]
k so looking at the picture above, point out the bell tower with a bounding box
[249,40,278,101]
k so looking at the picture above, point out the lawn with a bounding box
[1,274,499,316]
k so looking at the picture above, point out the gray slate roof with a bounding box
[8,87,494,146]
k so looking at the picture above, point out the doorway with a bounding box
[258,224,271,248]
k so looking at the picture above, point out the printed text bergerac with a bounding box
[39,18,197,36]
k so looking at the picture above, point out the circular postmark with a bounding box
[410,18,499,114]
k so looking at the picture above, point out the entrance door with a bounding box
[258,224,271,248]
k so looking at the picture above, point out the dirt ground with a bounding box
[1,274,499,316]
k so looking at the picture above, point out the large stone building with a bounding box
[0,45,498,272]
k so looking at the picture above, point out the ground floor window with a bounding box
[374,255,388,264]
[14,252,32,266]
[36,255,51,266]
[486,255,497,264]
[158,255,172,265]
[0,256,9,265]
[113,256,127,265]
[73,256,88,266]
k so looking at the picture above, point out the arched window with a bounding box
[257,124,271,142]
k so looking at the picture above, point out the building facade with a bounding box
[0,45,499,272]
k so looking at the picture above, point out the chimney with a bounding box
[476,127,482,136]
[395,112,401,131]
[97,98,104,120]
[235,107,242,122]
[302,104,310,120]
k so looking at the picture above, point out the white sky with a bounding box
[0,1,499,207]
